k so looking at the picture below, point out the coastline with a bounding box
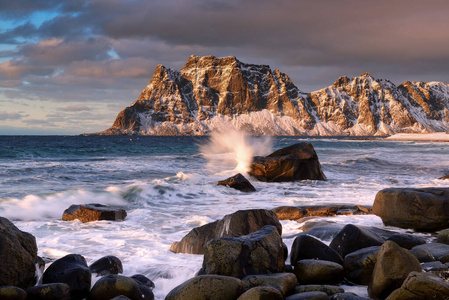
[384,132,449,142]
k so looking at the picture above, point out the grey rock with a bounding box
[344,246,381,285]
[411,242,449,263]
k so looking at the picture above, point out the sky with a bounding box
[1,0,449,135]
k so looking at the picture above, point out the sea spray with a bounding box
[199,129,273,175]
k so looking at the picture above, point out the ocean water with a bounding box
[1,133,449,298]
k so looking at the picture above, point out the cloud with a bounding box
[0,111,27,120]
[62,105,91,112]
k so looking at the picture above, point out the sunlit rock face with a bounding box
[98,55,449,136]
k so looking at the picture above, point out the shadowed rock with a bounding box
[290,234,343,265]
[0,286,27,300]
[344,246,380,285]
[202,225,285,279]
[411,243,449,263]
[237,286,283,300]
[218,173,256,192]
[170,209,282,254]
[62,203,127,223]
[249,143,326,182]
[0,217,38,288]
[242,273,297,296]
[293,259,344,285]
[386,271,449,300]
[373,188,449,231]
[89,274,152,300]
[89,255,123,276]
[26,283,71,300]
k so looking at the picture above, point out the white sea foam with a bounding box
[199,129,273,175]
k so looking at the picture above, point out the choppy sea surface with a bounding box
[1,134,449,298]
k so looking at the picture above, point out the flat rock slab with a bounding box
[373,188,449,231]
[62,203,127,222]
[274,205,372,221]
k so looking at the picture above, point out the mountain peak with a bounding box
[359,72,373,78]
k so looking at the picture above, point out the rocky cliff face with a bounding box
[100,55,449,136]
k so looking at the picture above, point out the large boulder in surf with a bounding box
[62,203,127,223]
[217,173,256,192]
[201,225,285,278]
[368,241,422,300]
[0,217,38,288]
[249,143,326,182]
[42,254,91,300]
[89,255,123,276]
[373,188,449,231]
[170,209,282,254]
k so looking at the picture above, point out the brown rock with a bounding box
[237,286,283,300]
[368,241,422,300]
[165,275,243,300]
[170,209,281,254]
[62,203,127,223]
[0,286,27,300]
[293,259,344,285]
[437,228,449,245]
[373,188,449,231]
[249,143,326,182]
[0,217,38,288]
[241,273,297,296]
[385,271,449,300]
[218,173,256,192]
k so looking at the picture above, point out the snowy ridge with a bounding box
[98,55,449,136]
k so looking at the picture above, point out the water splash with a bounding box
[199,129,273,175]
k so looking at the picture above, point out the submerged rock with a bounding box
[373,188,449,231]
[249,143,326,182]
[217,173,256,192]
[0,217,38,288]
[170,209,282,254]
[202,225,285,278]
[62,203,127,223]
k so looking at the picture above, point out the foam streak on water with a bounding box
[1,135,449,299]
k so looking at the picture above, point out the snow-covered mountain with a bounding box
[98,55,449,136]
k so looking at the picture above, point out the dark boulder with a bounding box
[26,283,71,300]
[218,173,256,192]
[293,259,344,285]
[130,274,155,300]
[274,205,372,221]
[0,217,38,288]
[410,246,436,263]
[0,286,27,300]
[89,255,123,276]
[386,234,426,250]
[293,285,345,296]
[290,234,343,265]
[202,225,285,279]
[249,143,326,182]
[165,275,243,300]
[62,203,127,222]
[42,254,91,300]
[241,273,298,296]
[411,242,449,263]
[88,275,150,300]
[170,209,282,254]
[439,174,449,180]
[373,188,449,231]
[437,228,449,245]
[285,291,329,300]
[368,241,422,300]
[330,293,371,300]
[344,246,380,285]
[237,286,283,300]
[386,271,449,300]
[329,224,384,258]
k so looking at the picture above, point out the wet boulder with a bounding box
[165,275,243,300]
[89,274,150,300]
[42,254,91,300]
[410,246,436,263]
[286,291,329,300]
[290,234,343,265]
[202,225,285,278]
[368,241,422,300]
[130,274,155,300]
[89,255,123,276]
[170,209,282,254]
[411,242,449,263]
[293,259,344,285]
[0,217,38,288]
[344,246,380,285]
[237,286,283,300]
[329,224,384,258]
[218,173,256,192]
[242,273,298,297]
[293,285,345,296]
[437,228,449,245]
[249,143,326,182]
[0,286,27,300]
[386,234,426,250]
[26,283,71,300]
[373,188,449,231]
[62,203,127,223]
[386,271,449,300]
